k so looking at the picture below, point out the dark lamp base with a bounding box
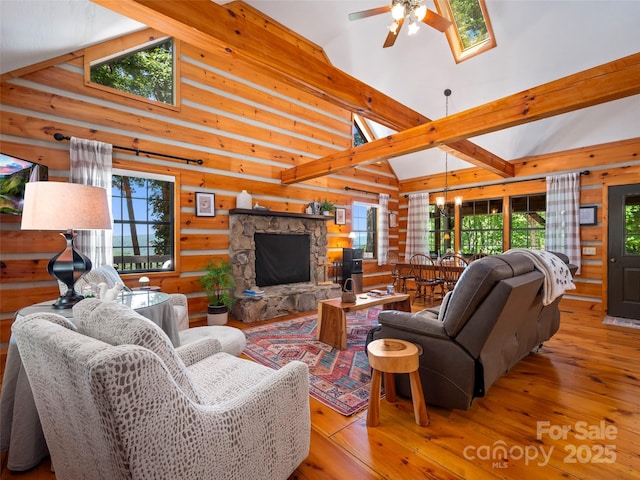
[48,231,92,310]
[52,291,85,309]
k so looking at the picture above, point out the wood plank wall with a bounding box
[399,139,640,318]
[0,26,401,370]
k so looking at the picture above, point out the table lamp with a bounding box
[21,182,112,309]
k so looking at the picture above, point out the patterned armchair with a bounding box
[73,265,246,355]
[72,264,190,330]
[12,300,310,480]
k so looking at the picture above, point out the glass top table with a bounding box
[17,291,178,347]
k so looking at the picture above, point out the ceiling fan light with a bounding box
[391,3,405,20]
[389,20,399,35]
[407,20,420,35]
[414,4,427,21]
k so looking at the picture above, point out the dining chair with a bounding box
[439,254,469,293]
[409,254,443,305]
[386,251,401,291]
[468,252,489,263]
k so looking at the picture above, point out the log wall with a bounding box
[0,26,400,369]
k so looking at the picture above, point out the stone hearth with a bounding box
[232,283,340,323]
[229,209,341,322]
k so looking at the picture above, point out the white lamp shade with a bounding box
[21,182,112,231]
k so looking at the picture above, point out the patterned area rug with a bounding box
[602,315,640,329]
[243,307,382,416]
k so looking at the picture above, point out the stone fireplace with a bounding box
[229,209,340,322]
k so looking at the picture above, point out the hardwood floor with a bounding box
[2,308,639,479]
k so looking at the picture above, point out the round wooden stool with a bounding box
[367,338,429,427]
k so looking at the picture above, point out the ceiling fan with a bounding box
[349,0,452,48]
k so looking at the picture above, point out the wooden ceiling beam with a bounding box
[399,137,640,193]
[281,53,640,184]
[90,0,509,178]
[89,0,421,128]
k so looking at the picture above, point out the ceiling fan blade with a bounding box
[383,18,404,48]
[348,5,391,21]
[422,9,452,32]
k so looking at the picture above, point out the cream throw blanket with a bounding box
[505,249,576,305]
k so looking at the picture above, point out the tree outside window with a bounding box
[511,194,546,249]
[352,203,377,259]
[112,173,174,273]
[625,194,640,254]
[460,199,503,255]
[353,121,367,147]
[90,38,175,105]
[428,205,455,258]
[448,0,490,51]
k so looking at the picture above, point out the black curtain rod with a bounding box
[53,133,204,165]
[345,186,379,196]
[403,170,591,198]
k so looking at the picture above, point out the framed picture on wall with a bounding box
[579,205,597,226]
[195,192,215,217]
[389,212,398,228]
[335,207,346,225]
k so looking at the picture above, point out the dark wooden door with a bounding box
[607,184,640,319]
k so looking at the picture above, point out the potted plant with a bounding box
[199,258,236,325]
[319,199,336,216]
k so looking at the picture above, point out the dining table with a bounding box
[395,261,466,298]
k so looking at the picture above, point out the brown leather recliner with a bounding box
[368,252,575,410]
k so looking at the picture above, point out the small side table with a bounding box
[366,338,429,427]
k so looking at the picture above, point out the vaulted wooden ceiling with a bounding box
[91,0,640,185]
[3,1,637,184]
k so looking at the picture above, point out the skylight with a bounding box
[435,0,496,63]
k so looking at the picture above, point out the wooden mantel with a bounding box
[229,209,333,221]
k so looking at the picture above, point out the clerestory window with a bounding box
[86,33,177,107]
[353,114,372,147]
[353,122,368,147]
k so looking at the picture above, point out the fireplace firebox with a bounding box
[255,233,310,287]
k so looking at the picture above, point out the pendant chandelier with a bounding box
[389,0,428,36]
[435,88,463,216]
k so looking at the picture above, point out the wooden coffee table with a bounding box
[317,293,411,350]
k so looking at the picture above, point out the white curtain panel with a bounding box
[405,192,430,259]
[545,172,581,274]
[377,193,389,266]
[70,137,113,267]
